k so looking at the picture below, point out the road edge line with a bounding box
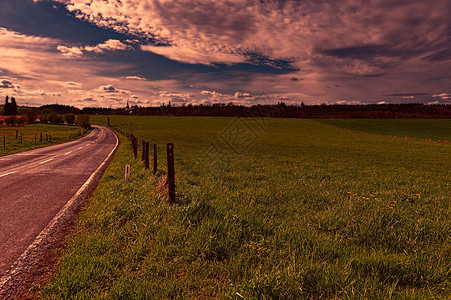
[0,126,119,294]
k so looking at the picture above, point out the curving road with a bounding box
[0,125,117,294]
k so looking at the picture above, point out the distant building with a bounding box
[124,101,137,115]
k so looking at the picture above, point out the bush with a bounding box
[4,116,17,126]
[64,113,76,125]
[16,116,26,126]
[76,114,91,129]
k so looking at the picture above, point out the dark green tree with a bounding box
[64,113,76,124]
[76,114,91,129]
[25,109,39,124]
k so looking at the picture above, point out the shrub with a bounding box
[16,116,26,126]
[4,116,17,126]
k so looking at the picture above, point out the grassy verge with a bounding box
[316,119,451,141]
[0,124,88,156]
[39,116,450,299]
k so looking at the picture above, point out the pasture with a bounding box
[0,123,88,156]
[39,116,450,299]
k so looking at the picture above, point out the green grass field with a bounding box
[39,116,450,299]
[317,119,451,141]
[0,124,87,156]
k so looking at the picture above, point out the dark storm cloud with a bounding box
[0,0,449,106]
[320,45,420,60]
[0,0,129,44]
[0,79,14,88]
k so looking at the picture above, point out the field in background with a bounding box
[40,116,450,299]
[317,119,451,141]
[0,124,87,156]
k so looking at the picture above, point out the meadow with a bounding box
[0,123,88,156]
[39,116,450,299]
[317,119,451,141]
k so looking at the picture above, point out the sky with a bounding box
[0,0,450,108]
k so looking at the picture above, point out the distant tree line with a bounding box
[1,98,90,129]
[83,102,451,119]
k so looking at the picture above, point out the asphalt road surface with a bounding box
[0,126,117,286]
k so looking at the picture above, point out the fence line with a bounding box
[1,129,88,150]
[110,124,176,204]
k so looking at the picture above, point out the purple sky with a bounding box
[0,0,450,108]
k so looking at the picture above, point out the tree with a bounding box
[42,108,55,115]
[40,114,49,123]
[40,108,55,123]
[64,113,75,124]
[4,96,11,115]
[49,111,63,124]
[25,109,39,124]
[10,97,18,115]
[76,114,91,129]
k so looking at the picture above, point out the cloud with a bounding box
[57,45,84,57]
[432,93,451,100]
[62,81,83,88]
[158,91,194,104]
[100,84,118,93]
[141,44,243,65]
[125,76,147,81]
[52,0,449,70]
[2,2,451,107]
[334,100,364,105]
[84,39,132,53]
[234,92,252,99]
[0,79,14,88]
[57,39,132,56]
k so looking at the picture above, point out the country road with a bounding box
[0,125,117,294]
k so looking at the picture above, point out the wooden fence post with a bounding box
[132,138,138,158]
[167,143,175,204]
[153,144,157,175]
[107,117,110,126]
[3,136,5,149]
[145,142,150,169]
[16,130,18,139]
[142,140,146,161]
[40,132,43,142]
